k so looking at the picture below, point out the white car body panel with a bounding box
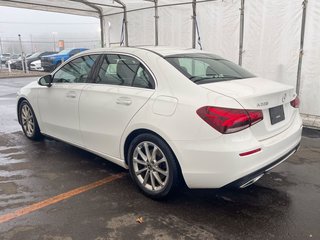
[30,60,44,71]
[37,83,86,146]
[17,47,302,189]
[79,84,154,159]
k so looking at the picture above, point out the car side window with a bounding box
[132,65,154,89]
[95,54,155,89]
[52,55,98,83]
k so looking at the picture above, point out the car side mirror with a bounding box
[38,75,52,87]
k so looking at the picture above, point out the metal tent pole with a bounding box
[238,0,245,66]
[0,37,3,71]
[124,6,129,46]
[18,34,25,73]
[77,0,105,47]
[296,0,308,96]
[99,15,105,47]
[0,37,2,55]
[115,0,129,46]
[5,0,98,15]
[155,0,159,46]
[145,0,159,46]
[192,0,196,49]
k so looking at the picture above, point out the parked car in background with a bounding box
[5,54,21,68]
[30,60,44,71]
[9,54,20,60]
[16,51,57,70]
[17,47,302,199]
[1,53,11,64]
[41,48,88,72]
[6,57,21,69]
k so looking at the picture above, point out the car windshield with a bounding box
[58,49,72,54]
[3,54,10,57]
[165,53,255,84]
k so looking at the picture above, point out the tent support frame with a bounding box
[192,0,196,49]
[154,0,159,46]
[238,0,245,66]
[99,14,105,47]
[296,0,308,96]
[145,0,159,46]
[114,0,129,47]
[2,0,98,14]
[77,0,105,47]
[103,0,218,17]
[0,0,313,98]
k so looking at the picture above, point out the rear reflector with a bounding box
[239,148,261,157]
[290,96,300,108]
[196,106,263,134]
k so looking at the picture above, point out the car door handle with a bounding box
[66,91,77,99]
[116,97,132,106]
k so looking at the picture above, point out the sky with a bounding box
[0,6,101,54]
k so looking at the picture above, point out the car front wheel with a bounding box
[128,133,180,199]
[19,100,43,140]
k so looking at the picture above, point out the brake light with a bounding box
[290,96,300,108]
[196,106,263,134]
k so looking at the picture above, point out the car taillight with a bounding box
[196,106,263,134]
[290,96,300,108]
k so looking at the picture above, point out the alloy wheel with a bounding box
[21,104,35,137]
[132,141,169,192]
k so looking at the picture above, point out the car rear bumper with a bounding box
[169,112,302,189]
[224,143,300,188]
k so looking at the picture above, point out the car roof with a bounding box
[136,46,205,56]
[81,46,216,58]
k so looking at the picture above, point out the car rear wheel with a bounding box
[19,100,43,141]
[128,133,180,199]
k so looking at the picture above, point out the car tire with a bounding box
[127,133,180,199]
[19,100,43,141]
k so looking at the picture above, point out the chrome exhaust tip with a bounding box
[240,174,264,188]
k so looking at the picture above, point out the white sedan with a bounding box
[30,60,44,71]
[17,47,302,198]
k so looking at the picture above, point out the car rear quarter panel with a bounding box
[119,51,244,161]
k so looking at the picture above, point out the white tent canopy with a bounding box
[1,0,319,117]
[0,0,213,47]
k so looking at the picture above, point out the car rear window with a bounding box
[165,53,255,85]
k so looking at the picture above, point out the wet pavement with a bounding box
[0,77,319,240]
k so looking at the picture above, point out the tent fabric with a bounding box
[127,8,154,46]
[300,0,320,116]
[0,0,100,17]
[0,0,319,116]
[197,0,240,62]
[158,4,192,48]
[242,0,301,88]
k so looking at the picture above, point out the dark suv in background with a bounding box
[16,51,57,70]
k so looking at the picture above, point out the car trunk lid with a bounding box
[201,77,297,140]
